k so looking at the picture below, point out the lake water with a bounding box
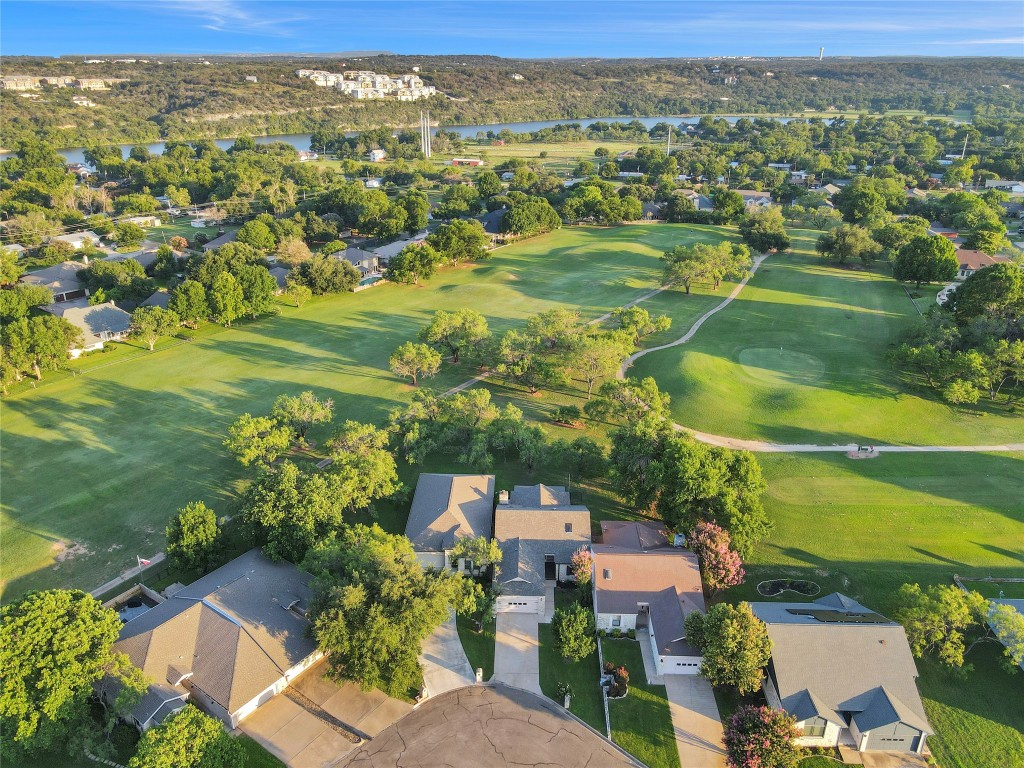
[13,114,803,165]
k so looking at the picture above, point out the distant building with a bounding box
[0,76,39,91]
[245,75,258,83]
[451,158,485,167]
[51,230,101,250]
[296,150,318,162]
[954,249,1011,281]
[734,189,775,208]
[368,149,388,163]
[20,261,88,303]
[511,73,525,81]
[297,69,435,100]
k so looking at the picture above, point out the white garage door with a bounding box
[497,597,543,614]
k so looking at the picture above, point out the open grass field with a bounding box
[722,451,1024,768]
[629,232,1024,445]
[0,223,734,599]
[601,639,680,768]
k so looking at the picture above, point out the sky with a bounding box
[2,0,1023,58]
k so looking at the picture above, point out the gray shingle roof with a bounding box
[43,300,131,346]
[114,549,318,717]
[494,484,591,596]
[752,594,932,735]
[140,290,171,309]
[405,473,495,553]
[20,261,83,296]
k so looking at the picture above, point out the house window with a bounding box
[801,718,827,738]
[603,569,612,580]
[612,615,622,627]
[564,522,573,533]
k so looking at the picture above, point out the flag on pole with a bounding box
[137,556,151,567]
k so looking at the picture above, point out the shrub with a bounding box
[611,627,622,638]
[552,404,584,427]
[555,681,574,699]
[627,628,636,640]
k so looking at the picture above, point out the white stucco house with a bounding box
[405,473,495,572]
[592,521,705,676]
[104,549,322,731]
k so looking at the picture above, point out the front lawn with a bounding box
[237,735,287,768]
[456,613,495,681]
[537,623,605,732]
[601,638,680,768]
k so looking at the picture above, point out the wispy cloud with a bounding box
[112,0,309,36]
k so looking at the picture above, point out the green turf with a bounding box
[721,451,1024,768]
[237,735,287,768]
[629,234,1023,445]
[456,613,495,681]
[537,622,605,732]
[601,639,680,768]
[1,223,735,599]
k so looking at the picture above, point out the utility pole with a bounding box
[960,135,968,159]
[666,125,671,157]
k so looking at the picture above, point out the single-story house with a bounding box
[405,473,495,571]
[734,190,775,208]
[928,222,959,240]
[268,266,290,293]
[51,230,101,250]
[20,261,88,303]
[451,158,485,167]
[105,549,322,731]
[751,593,932,755]
[140,290,171,309]
[42,299,132,358]
[122,215,162,228]
[201,230,237,252]
[819,184,841,196]
[592,521,705,677]
[364,178,383,189]
[500,171,516,181]
[296,150,319,162]
[104,241,162,270]
[683,190,714,211]
[493,484,592,614]
[478,209,506,238]
[984,179,1024,191]
[954,249,1011,280]
[641,202,665,221]
[906,188,929,201]
[368,149,387,162]
[768,162,793,171]
[617,171,645,180]
[371,234,427,264]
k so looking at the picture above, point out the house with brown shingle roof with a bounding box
[108,549,321,730]
[405,473,495,571]
[954,248,1011,280]
[593,521,705,677]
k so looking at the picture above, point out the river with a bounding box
[16,115,807,165]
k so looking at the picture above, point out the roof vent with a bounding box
[498,490,510,505]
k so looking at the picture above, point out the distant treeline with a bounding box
[2,54,1023,147]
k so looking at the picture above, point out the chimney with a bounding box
[498,490,509,505]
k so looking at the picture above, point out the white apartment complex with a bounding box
[296,69,435,100]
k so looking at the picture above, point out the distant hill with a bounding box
[2,55,1021,148]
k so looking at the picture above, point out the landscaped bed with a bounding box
[756,578,820,597]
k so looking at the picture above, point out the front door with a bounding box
[637,604,650,629]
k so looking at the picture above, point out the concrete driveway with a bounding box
[420,613,476,698]
[240,659,413,768]
[861,753,930,768]
[493,612,542,695]
[663,675,727,768]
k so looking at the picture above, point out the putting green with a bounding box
[737,347,826,386]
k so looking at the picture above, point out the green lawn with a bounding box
[537,623,605,732]
[601,639,680,768]
[722,451,1024,768]
[630,234,1023,445]
[1,223,734,599]
[456,613,495,681]
[238,735,287,768]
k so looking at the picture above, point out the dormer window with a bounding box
[603,569,612,580]
[565,522,573,533]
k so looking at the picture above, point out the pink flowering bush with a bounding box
[688,520,745,594]
[723,705,801,768]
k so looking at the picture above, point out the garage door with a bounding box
[497,597,543,613]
